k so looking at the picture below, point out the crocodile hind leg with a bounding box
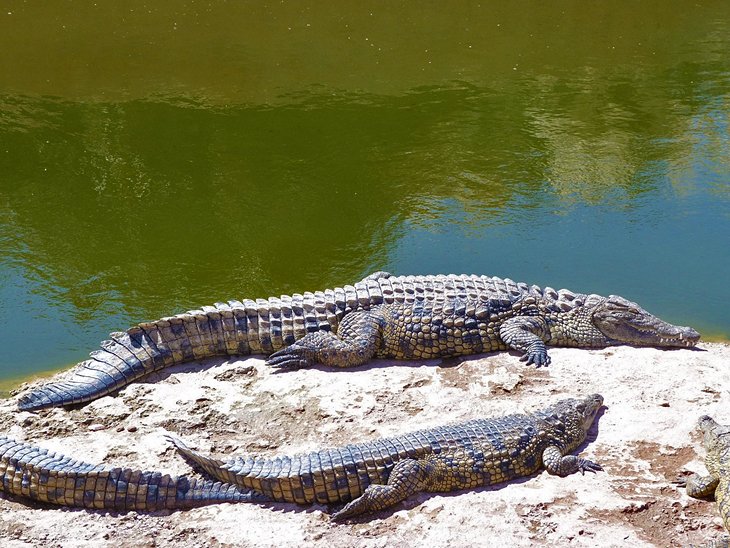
[266,309,385,369]
[330,458,431,521]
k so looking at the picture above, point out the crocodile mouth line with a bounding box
[630,326,699,347]
[654,336,696,347]
[664,339,695,347]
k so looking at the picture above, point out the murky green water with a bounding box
[1,2,729,386]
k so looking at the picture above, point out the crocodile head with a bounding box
[551,393,604,442]
[590,295,700,348]
[697,415,730,452]
[574,393,604,432]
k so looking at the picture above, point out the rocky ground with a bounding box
[1,342,729,547]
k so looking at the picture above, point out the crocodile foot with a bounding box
[519,344,551,367]
[266,343,315,370]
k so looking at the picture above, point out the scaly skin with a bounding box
[680,416,730,532]
[0,436,250,511]
[266,289,700,370]
[168,394,604,521]
[18,272,698,411]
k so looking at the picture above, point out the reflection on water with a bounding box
[0,2,729,382]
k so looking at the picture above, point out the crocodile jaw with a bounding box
[698,415,730,449]
[578,393,604,431]
[591,295,700,348]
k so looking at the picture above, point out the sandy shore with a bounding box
[1,342,729,547]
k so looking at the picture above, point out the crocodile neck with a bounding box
[541,297,614,348]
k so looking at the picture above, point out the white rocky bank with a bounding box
[1,342,729,547]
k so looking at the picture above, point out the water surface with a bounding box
[1,2,729,388]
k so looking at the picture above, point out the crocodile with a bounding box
[0,435,251,511]
[17,272,699,411]
[679,415,730,532]
[167,393,604,520]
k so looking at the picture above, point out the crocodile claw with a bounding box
[330,502,357,522]
[576,458,603,475]
[329,487,377,521]
[266,345,314,370]
[672,471,693,487]
[520,348,551,367]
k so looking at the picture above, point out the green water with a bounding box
[1,2,729,386]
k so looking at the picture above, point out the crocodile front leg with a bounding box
[682,472,720,499]
[266,309,384,369]
[542,445,602,476]
[499,316,552,366]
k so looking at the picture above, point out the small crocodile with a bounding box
[18,273,698,411]
[167,393,604,520]
[0,435,250,511]
[679,415,730,533]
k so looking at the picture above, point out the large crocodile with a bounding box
[0,435,250,511]
[679,415,730,533]
[17,273,698,411]
[168,394,604,520]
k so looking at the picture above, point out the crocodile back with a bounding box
[17,274,552,411]
[200,397,596,505]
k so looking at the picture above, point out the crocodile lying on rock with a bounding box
[17,273,699,411]
[679,415,730,532]
[0,436,250,511]
[168,394,604,520]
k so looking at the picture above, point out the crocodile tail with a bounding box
[16,306,245,411]
[77,469,255,511]
[164,475,256,509]
[16,273,413,411]
[16,288,352,411]
[167,435,282,502]
[166,435,241,486]
[0,435,252,510]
